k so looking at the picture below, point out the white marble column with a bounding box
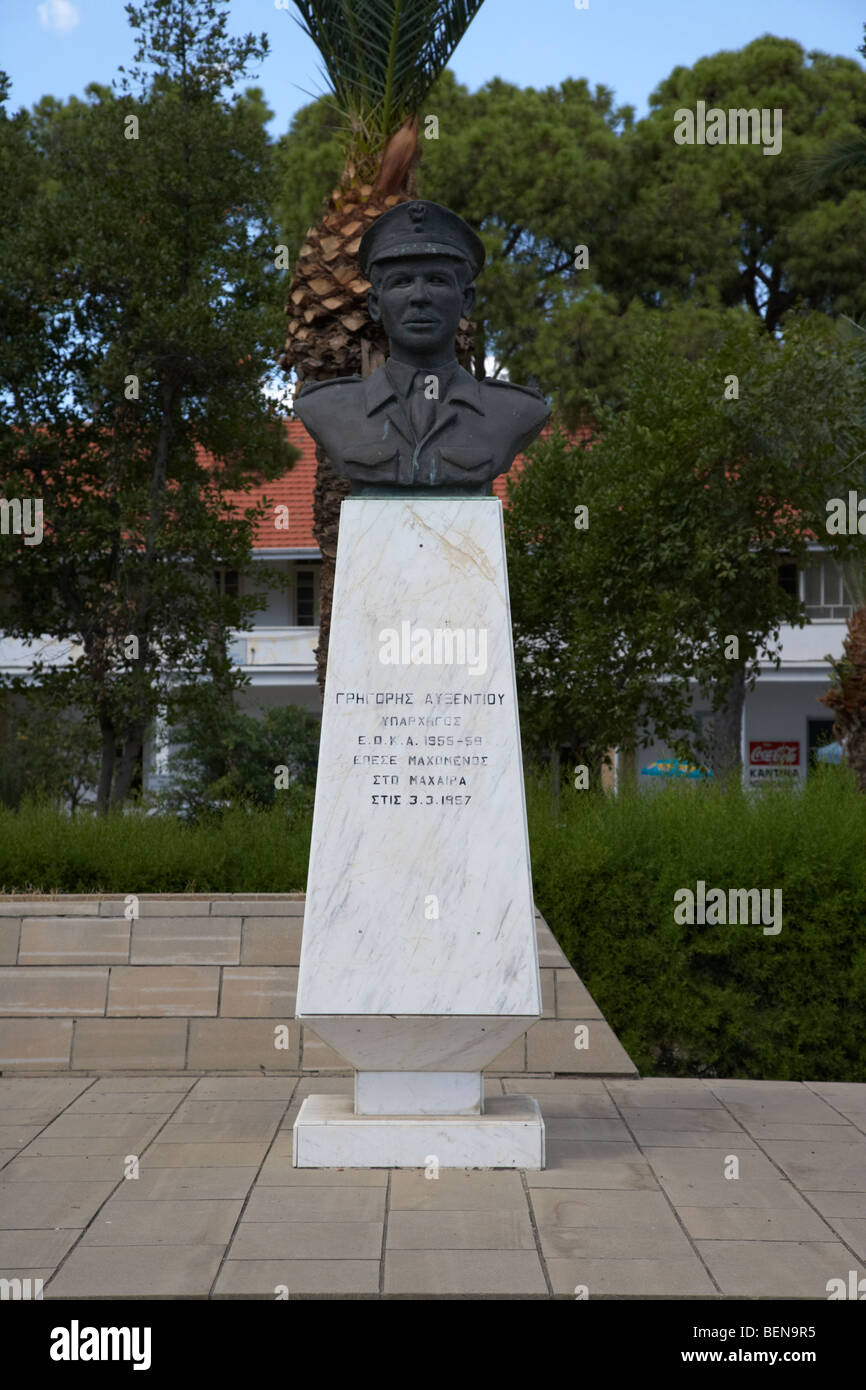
[293,497,544,1169]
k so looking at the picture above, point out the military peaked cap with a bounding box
[358,199,485,280]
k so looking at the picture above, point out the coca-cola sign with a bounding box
[749,741,800,766]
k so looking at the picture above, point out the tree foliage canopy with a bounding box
[0,0,298,811]
[275,36,866,422]
[506,310,866,774]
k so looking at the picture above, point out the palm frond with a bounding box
[291,0,485,133]
[837,313,866,352]
[795,129,866,193]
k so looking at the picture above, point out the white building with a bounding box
[630,546,856,787]
[1,420,854,794]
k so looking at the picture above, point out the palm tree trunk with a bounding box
[312,445,351,689]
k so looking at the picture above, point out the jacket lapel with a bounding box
[414,367,485,450]
[363,367,414,448]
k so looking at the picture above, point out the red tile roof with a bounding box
[227,419,560,552]
[227,419,318,550]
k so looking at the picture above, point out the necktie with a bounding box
[408,370,439,443]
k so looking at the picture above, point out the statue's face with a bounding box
[367,255,475,362]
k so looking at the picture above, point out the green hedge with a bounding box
[0,800,313,894]
[1,770,863,1080]
[525,768,866,1082]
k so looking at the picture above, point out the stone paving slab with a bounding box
[0,1074,864,1299]
[214,1259,380,1297]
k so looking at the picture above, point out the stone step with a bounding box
[0,895,305,916]
[0,895,638,1077]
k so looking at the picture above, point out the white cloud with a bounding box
[38,0,81,33]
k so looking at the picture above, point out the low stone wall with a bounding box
[0,895,637,1076]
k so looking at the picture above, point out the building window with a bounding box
[777,561,798,599]
[295,568,318,626]
[214,568,239,599]
[802,556,855,621]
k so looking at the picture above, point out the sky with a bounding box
[1,0,864,135]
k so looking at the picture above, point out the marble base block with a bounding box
[355,1070,482,1115]
[293,1094,545,1169]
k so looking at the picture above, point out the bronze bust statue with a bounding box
[293,200,550,492]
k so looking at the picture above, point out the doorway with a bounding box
[807,717,838,772]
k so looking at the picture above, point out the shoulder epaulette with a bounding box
[297,375,362,396]
[481,378,547,402]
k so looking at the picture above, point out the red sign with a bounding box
[749,741,800,767]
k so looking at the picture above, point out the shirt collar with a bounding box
[370,359,484,415]
[385,357,458,398]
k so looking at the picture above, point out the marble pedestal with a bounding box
[293,1095,544,1169]
[294,497,544,1169]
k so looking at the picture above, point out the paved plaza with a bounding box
[1,898,863,1300]
[1,1073,864,1299]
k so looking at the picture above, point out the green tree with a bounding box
[160,701,320,816]
[506,311,866,782]
[0,691,102,812]
[0,1,299,813]
[521,36,866,425]
[603,37,866,328]
[506,424,699,786]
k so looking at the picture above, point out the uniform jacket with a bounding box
[293,360,550,489]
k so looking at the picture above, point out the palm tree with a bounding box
[279,0,485,688]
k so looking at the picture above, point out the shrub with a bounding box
[0,797,312,894]
[526,767,866,1081]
